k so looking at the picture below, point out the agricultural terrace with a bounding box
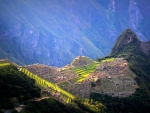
[74,62,99,82]
[0,62,10,67]
[101,57,115,63]
[0,59,10,66]
[19,67,75,103]
[0,58,10,67]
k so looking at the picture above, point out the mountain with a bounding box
[91,29,150,113]
[24,46,143,99]
[111,29,150,90]
[111,29,150,56]
[0,0,150,67]
[0,64,41,109]
[111,29,140,54]
[1,29,150,113]
[0,61,106,113]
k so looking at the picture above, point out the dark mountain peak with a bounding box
[111,29,140,55]
[111,28,150,57]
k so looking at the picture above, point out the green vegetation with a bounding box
[0,61,106,112]
[0,60,10,67]
[91,29,150,113]
[0,65,41,109]
[19,67,75,103]
[59,81,69,87]
[0,62,10,67]
[19,98,106,113]
[20,98,83,113]
[97,56,115,63]
[101,57,114,63]
[0,64,106,113]
[75,99,106,113]
[109,29,150,90]
[74,62,99,82]
[91,88,150,113]
[1,29,150,112]
[111,42,150,90]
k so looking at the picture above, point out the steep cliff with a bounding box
[111,29,150,90]
[111,29,150,57]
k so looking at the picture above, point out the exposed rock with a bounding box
[140,41,150,56]
[91,58,138,97]
[70,56,94,67]
[25,56,139,98]
[112,29,150,57]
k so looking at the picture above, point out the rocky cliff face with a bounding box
[0,0,150,67]
[111,29,150,56]
[140,41,150,56]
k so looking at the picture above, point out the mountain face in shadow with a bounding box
[89,29,150,113]
[0,0,150,67]
[111,29,150,57]
[111,29,150,90]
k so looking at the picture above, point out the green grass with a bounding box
[77,77,86,82]
[101,57,114,63]
[19,67,75,102]
[59,81,69,87]
[74,62,99,82]
[0,62,10,67]
[70,77,80,82]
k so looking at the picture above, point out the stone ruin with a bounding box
[90,58,138,97]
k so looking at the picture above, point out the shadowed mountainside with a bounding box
[90,29,150,113]
[0,0,150,66]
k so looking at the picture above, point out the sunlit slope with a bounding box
[100,57,114,63]
[0,59,10,67]
[74,62,99,82]
[0,62,10,67]
[61,56,100,83]
[19,67,75,103]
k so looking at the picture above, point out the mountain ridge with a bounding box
[111,28,150,57]
[90,28,150,113]
[1,29,150,112]
[110,29,150,91]
[1,0,150,67]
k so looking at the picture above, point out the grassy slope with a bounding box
[0,65,41,109]
[0,63,106,113]
[0,62,10,67]
[19,67,75,102]
[101,57,114,63]
[73,62,99,82]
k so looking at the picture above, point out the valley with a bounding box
[1,0,150,67]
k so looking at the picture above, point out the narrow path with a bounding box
[29,96,66,104]
[30,97,50,102]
